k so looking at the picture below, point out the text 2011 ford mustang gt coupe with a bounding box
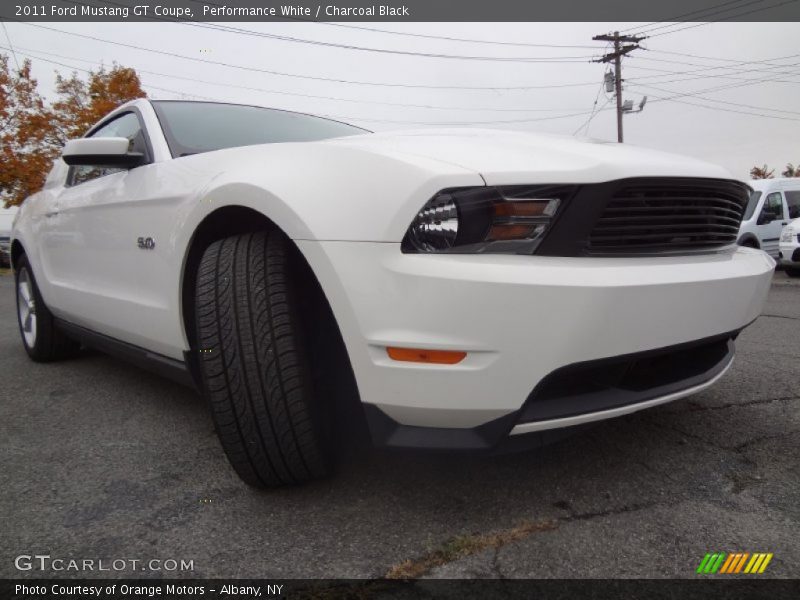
[12,99,774,487]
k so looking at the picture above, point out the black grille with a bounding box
[586,180,749,254]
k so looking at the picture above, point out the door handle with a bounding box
[45,211,59,218]
[782,222,788,225]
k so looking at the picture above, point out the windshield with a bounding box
[742,190,762,221]
[151,101,368,157]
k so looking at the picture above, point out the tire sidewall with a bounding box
[15,257,39,356]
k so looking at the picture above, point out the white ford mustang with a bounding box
[12,99,774,487]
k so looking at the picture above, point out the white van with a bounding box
[0,206,19,268]
[738,178,800,258]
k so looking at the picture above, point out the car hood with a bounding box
[326,128,733,185]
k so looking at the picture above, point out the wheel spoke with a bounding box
[17,269,38,347]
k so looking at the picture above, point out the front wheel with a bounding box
[194,230,333,488]
[15,255,80,361]
[785,267,800,278]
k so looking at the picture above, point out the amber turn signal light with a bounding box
[386,347,467,365]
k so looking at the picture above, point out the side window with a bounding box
[759,192,785,222]
[69,112,149,186]
[785,191,800,219]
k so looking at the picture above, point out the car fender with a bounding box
[10,189,55,296]
[172,146,482,351]
[737,232,761,248]
[175,141,484,245]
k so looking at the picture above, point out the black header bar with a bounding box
[2,0,800,22]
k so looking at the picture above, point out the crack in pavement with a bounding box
[384,500,666,579]
[761,313,800,321]
[645,418,735,454]
[645,417,799,472]
[556,500,665,524]
[634,457,680,482]
[491,547,505,580]
[735,430,800,452]
[590,429,680,483]
[669,394,799,414]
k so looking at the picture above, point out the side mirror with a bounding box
[61,137,144,169]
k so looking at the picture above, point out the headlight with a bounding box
[401,185,576,254]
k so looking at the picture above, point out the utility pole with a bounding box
[592,31,645,143]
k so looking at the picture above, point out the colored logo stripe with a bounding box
[699,552,773,574]
[744,553,774,573]
[719,553,736,573]
[735,553,749,573]
[697,553,726,574]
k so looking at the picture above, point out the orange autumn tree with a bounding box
[1,55,146,207]
[0,56,56,207]
[50,63,146,145]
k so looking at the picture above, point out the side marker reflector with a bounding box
[387,347,467,365]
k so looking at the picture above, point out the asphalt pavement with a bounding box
[1,271,798,579]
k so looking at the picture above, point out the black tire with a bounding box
[786,267,800,278]
[15,254,80,361]
[740,239,759,249]
[194,230,332,488]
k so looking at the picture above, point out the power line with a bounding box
[623,0,763,35]
[631,0,776,36]
[14,39,796,126]
[1,43,590,113]
[319,108,610,126]
[637,93,800,121]
[64,0,594,62]
[187,0,599,49]
[645,0,800,38]
[626,65,800,119]
[635,82,800,115]
[21,18,794,96]
[573,93,612,136]
[184,21,593,62]
[626,50,800,82]
[0,44,609,126]
[1,21,20,71]
[573,42,612,136]
[646,68,800,100]
[631,53,800,77]
[627,65,800,86]
[573,80,605,135]
[11,21,602,91]
[622,52,800,87]
[305,22,597,49]
[645,48,800,68]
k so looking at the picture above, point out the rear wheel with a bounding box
[194,230,333,488]
[15,255,80,361]
[740,239,759,249]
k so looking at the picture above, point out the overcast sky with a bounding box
[2,20,798,179]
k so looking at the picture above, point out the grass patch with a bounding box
[385,518,558,579]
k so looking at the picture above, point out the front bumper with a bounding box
[298,241,774,448]
[778,242,800,267]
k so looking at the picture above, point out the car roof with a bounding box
[750,178,800,191]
